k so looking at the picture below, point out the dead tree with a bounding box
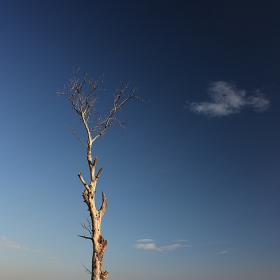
[57,70,143,280]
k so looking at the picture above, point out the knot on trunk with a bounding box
[97,235,107,260]
[98,235,106,244]
[100,270,109,280]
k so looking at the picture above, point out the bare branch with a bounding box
[78,172,88,189]
[79,220,92,235]
[85,215,92,230]
[77,234,92,240]
[79,215,93,234]
[82,264,92,275]
[92,157,98,169]
[57,70,145,150]
[66,126,87,148]
[90,86,141,142]
[99,191,107,218]
[96,168,103,180]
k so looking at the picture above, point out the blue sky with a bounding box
[0,0,279,279]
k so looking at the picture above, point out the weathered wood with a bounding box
[57,70,144,280]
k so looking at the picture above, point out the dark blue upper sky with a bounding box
[1,1,279,280]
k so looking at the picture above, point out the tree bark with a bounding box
[79,152,109,280]
[57,70,144,280]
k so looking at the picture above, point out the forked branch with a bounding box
[57,69,145,149]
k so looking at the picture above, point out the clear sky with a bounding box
[0,0,279,280]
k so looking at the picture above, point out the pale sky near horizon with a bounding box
[1,1,279,280]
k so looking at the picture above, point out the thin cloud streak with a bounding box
[158,244,190,251]
[187,81,270,117]
[136,239,154,243]
[174,239,191,243]
[134,243,157,250]
[133,240,191,252]
[217,250,229,255]
[0,236,43,253]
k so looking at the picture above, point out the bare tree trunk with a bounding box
[78,135,109,280]
[57,70,145,280]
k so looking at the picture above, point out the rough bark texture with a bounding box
[79,152,109,280]
[57,70,144,280]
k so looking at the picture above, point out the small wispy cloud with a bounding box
[174,239,191,243]
[133,239,191,252]
[0,236,43,253]
[134,243,157,250]
[186,81,270,117]
[217,250,229,255]
[136,239,154,243]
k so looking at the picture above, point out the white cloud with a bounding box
[187,81,270,117]
[133,239,191,252]
[217,250,229,255]
[134,243,157,250]
[0,236,43,253]
[136,239,154,243]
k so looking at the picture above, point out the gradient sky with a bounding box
[0,1,279,280]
